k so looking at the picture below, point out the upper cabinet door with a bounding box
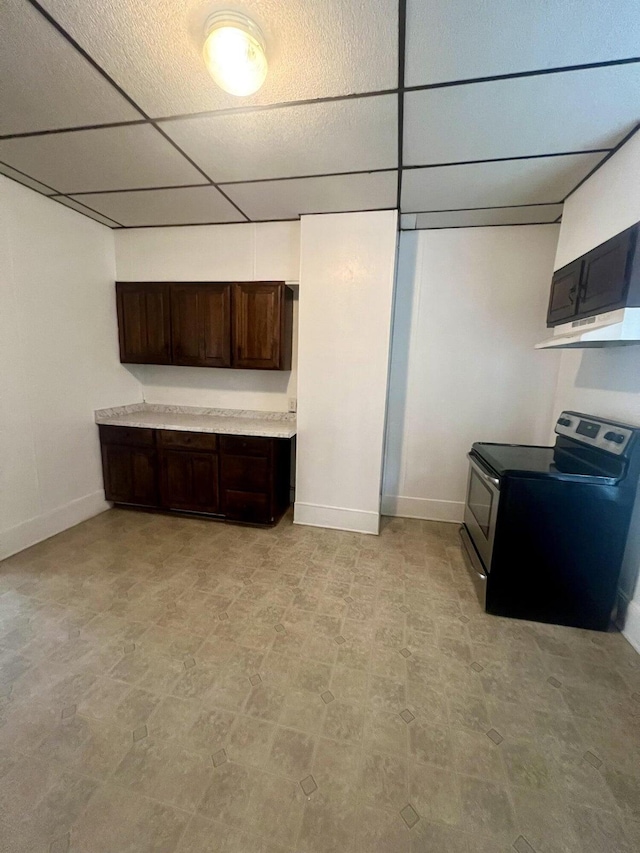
[547,260,582,326]
[171,283,231,368]
[116,282,171,364]
[579,228,636,317]
[232,282,292,370]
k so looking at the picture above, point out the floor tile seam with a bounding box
[91,775,198,823]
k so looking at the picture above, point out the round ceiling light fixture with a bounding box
[203,11,268,96]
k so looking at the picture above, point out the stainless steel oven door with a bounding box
[463,454,500,571]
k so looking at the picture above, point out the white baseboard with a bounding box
[0,490,110,561]
[293,502,380,535]
[620,594,640,654]
[380,495,464,523]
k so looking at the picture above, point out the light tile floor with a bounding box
[1,509,639,852]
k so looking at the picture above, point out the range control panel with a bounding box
[555,412,634,456]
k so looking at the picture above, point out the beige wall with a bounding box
[549,131,640,651]
[114,222,300,413]
[1,178,142,559]
[383,225,561,521]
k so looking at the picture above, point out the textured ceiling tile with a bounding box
[223,171,397,220]
[0,0,139,135]
[160,95,397,182]
[0,125,205,194]
[70,186,246,227]
[406,0,640,87]
[38,0,399,116]
[0,162,58,195]
[401,153,605,211]
[414,205,563,229]
[53,196,122,227]
[404,65,640,165]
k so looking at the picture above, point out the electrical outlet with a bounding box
[288,397,297,413]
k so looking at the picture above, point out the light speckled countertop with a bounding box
[95,403,296,439]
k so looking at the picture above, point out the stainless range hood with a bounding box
[536,307,640,349]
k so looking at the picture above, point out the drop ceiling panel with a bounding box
[38,0,399,117]
[414,205,563,229]
[405,65,640,166]
[53,197,122,228]
[0,125,205,194]
[69,186,245,227]
[406,0,640,87]
[0,0,140,135]
[0,162,58,195]
[401,153,605,212]
[160,96,397,182]
[223,172,397,221]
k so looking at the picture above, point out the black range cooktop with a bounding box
[471,441,625,483]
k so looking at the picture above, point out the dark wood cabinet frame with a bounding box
[547,223,640,327]
[116,281,293,370]
[99,424,292,526]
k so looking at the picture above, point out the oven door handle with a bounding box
[467,453,500,489]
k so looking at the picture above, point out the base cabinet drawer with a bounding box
[158,430,218,451]
[99,425,155,447]
[220,435,270,457]
[222,489,271,523]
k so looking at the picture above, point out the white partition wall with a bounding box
[294,211,398,534]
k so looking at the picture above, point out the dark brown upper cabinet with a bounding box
[547,223,640,327]
[579,228,636,317]
[116,282,172,363]
[547,260,583,326]
[232,282,293,370]
[171,283,231,368]
[115,281,292,370]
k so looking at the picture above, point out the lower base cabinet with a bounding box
[160,449,220,514]
[99,425,291,525]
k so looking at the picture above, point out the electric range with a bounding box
[460,410,640,631]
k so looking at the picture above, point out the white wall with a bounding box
[549,131,640,651]
[114,222,300,413]
[0,178,142,559]
[295,211,398,534]
[383,225,561,522]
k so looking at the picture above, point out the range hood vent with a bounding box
[536,307,640,349]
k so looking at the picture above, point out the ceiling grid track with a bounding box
[396,0,407,211]
[17,0,252,223]
[2,2,639,229]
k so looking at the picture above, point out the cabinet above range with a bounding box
[116,281,293,370]
[538,221,640,349]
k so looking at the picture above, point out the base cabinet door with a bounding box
[101,444,158,507]
[222,489,271,524]
[160,450,219,514]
